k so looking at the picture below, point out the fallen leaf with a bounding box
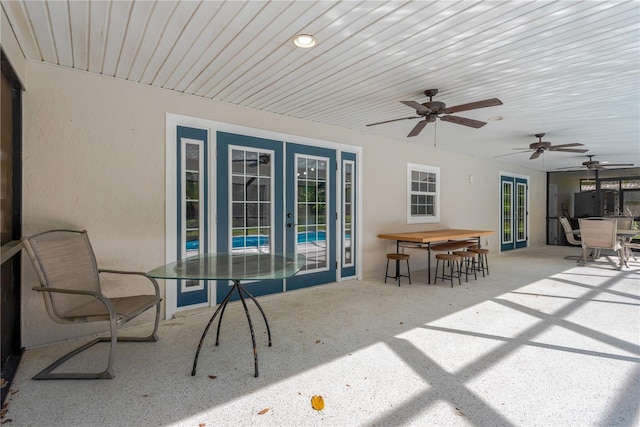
[315,340,321,344]
[199,423,205,427]
[455,407,465,417]
[0,379,6,388]
[258,408,269,415]
[311,395,325,411]
[208,375,217,380]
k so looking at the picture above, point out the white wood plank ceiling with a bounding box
[2,0,639,171]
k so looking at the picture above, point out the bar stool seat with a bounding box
[453,250,477,282]
[434,253,461,287]
[385,253,411,286]
[468,246,489,277]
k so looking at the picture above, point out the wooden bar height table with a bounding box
[378,229,494,284]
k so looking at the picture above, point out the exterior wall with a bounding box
[21,61,545,347]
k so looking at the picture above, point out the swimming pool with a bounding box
[186,231,328,250]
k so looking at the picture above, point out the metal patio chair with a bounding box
[577,219,625,269]
[23,229,161,380]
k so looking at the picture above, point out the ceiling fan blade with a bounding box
[407,120,428,137]
[551,148,589,153]
[548,143,584,149]
[440,115,486,128]
[443,98,502,114]
[603,163,635,167]
[494,151,530,158]
[400,100,431,113]
[530,151,542,160]
[366,116,420,127]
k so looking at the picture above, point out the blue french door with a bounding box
[501,175,528,251]
[285,143,337,290]
[216,132,284,303]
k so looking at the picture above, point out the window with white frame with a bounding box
[407,163,440,224]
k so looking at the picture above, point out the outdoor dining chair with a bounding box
[23,229,162,380]
[577,219,625,269]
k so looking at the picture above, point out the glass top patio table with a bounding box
[146,252,306,281]
[147,252,305,378]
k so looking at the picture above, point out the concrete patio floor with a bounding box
[2,245,639,426]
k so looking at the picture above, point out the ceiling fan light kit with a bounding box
[366,89,503,137]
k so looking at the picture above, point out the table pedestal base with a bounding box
[191,280,271,377]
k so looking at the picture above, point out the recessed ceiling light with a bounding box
[292,34,317,48]
[488,116,504,121]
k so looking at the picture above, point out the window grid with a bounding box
[343,161,354,266]
[231,148,272,253]
[296,156,328,271]
[517,183,526,240]
[407,164,440,224]
[502,181,513,243]
[183,141,204,290]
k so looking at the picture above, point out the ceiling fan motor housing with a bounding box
[422,101,446,114]
[530,141,551,150]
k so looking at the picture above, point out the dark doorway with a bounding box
[1,50,23,405]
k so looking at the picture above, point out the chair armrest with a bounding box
[32,286,101,297]
[32,286,116,315]
[98,269,160,297]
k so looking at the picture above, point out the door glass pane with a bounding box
[231,148,272,253]
[502,181,513,243]
[343,162,353,266]
[185,142,202,257]
[517,183,526,240]
[296,155,328,271]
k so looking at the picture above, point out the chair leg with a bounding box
[406,259,412,285]
[384,258,390,283]
[33,300,161,380]
[449,261,454,287]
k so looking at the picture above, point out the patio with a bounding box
[2,245,639,426]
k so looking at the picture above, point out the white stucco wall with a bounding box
[21,60,545,347]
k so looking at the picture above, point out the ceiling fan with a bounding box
[366,89,502,137]
[497,133,588,160]
[557,155,634,170]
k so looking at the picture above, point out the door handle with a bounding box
[287,223,297,228]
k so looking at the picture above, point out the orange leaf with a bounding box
[311,395,325,411]
[258,408,269,415]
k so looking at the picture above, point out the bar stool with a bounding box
[385,253,411,286]
[434,253,461,287]
[453,250,477,282]
[468,246,489,277]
